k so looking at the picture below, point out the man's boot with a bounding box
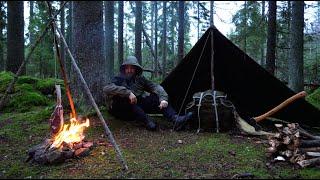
[172,112,193,131]
[144,117,157,131]
[161,105,193,131]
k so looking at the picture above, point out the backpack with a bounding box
[185,90,237,133]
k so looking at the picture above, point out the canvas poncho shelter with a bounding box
[161,26,320,129]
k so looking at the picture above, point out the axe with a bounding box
[246,91,307,130]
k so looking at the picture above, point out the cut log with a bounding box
[300,147,320,152]
[297,157,320,168]
[298,128,320,140]
[306,152,320,157]
[300,140,320,148]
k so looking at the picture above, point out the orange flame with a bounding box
[50,117,90,149]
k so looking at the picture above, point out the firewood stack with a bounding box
[267,123,320,168]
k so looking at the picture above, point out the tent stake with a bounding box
[0,1,68,111]
[53,22,128,171]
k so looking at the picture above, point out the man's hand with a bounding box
[159,100,168,109]
[129,92,137,104]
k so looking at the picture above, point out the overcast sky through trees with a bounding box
[22,1,318,46]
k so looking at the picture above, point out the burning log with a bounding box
[27,139,94,164]
[267,122,320,168]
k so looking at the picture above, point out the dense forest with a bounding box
[1,1,320,179]
[0,1,319,105]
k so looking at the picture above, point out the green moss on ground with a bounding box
[16,76,39,85]
[306,88,320,109]
[35,78,64,95]
[1,109,319,179]
[0,71,14,92]
[1,71,319,178]
[5,91,50,112]
[0,71,64,113]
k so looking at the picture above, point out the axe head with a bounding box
[246,117,262,131]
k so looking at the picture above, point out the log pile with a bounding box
[267,123,320,168]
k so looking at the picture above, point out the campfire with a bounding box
[26,115,93,165]
[266,123,320,168]
[26,85,94,165]
[50,117,90,149]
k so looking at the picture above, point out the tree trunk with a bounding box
[286,1,292,81]
[66,1,73,77]
[154,1,158,77]
[105,1,114,81]
[210,1,214,26]
[197,1,200,40]
[170,2,176,66]
[6,1,25,74]
[72,1,106,105]
[0,25,3,71]
[178,1,185,62]
[150,1,154,78]
[162,1,167,78]
[60,1,66,74]
[118,1,124,67]
[0,1,4,71]
[288,1,304,92]
[29,1,34,52]
[266,1,277,75]
[135,1,142,65]
[243,1,247,52]
[39,56,43,78]
[260,0,265,67]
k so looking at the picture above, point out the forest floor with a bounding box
[1,107,320,179]
[1,72,320,178]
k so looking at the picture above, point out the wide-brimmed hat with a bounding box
[120,56,143,75]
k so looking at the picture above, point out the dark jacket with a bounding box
[103,56,168,108]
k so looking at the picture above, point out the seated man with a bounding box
[103,56,192,131]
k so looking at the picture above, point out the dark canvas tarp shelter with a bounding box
[161,26,320,129]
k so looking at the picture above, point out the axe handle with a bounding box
[254,91,307,122]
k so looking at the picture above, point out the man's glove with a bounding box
[159,100,168,109]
